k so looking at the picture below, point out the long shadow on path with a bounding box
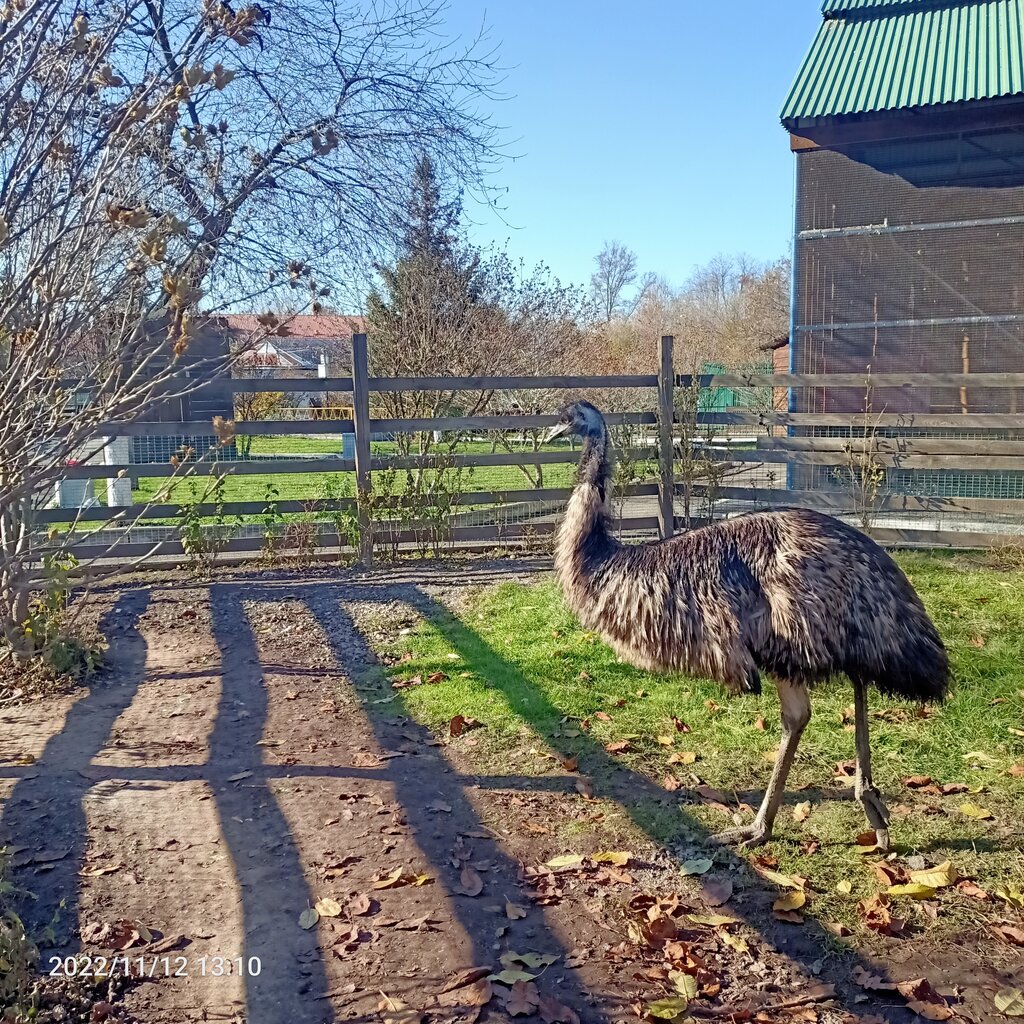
[0,590,152,947]
[207,584,335,1024]
[303,578,921,1024]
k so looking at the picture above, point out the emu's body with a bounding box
[551,401,949,849]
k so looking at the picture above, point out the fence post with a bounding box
[351,333,373,565]
[658,335,675,541]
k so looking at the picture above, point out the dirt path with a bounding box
[1,563,1018,1024]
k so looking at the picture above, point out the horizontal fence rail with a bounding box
[37,334,1024,568]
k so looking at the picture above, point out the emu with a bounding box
[547,401,949,850]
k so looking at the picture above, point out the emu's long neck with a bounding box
[554,424,618,594]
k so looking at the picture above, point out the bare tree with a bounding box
[589,241,653,323]
[0,0,501,663]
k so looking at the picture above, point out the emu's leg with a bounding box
[716,680,811,849]
[854,679,891,853]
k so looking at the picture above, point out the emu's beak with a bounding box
[544,421,571,443]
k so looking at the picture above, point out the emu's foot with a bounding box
[713,824,771,849]
[858,786,892,853]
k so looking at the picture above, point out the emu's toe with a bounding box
[713,824,771,849]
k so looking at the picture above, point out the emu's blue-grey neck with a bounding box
[577,423,612,498]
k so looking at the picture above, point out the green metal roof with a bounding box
[782,0,1024,125]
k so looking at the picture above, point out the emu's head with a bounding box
[545,401,606,442]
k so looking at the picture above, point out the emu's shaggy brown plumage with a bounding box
[548,400,949,850]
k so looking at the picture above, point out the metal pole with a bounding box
[351,333,373,565]
[658,335,675,540]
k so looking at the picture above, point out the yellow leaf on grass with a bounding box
[757,868,803,889]
[909,861,958,889]
[836,880,853,895]
[773,891,807,913]
[793,801,812,823]
[887,883,937,900]
[657,735,674,747]
[960,803,995,820]
[668,750,697,765]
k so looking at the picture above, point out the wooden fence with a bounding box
[42,335,1024,566]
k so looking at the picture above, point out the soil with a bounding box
[0,560,1020,1024]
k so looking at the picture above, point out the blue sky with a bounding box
[444,0,823,290]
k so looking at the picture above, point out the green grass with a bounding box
[364,552,1024,941]
[132,437,586,507]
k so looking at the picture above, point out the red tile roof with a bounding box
[214,314,366,338]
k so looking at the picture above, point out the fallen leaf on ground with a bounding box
[773,909,804,925]
[836,880,853,895]
[502,951,559,970]
[574,777,595,799]
[560,756,578,772]
[506,981,541,1017]
[662,774,682,791]
[687,913,739,927]
[314,898,341,917]
[439,968,491,994]
[427,800,452,814]
[227,770,253,782]
[903,775,934,789]
[298,908,319,929]
[700,878,733,907]
[754,715,766,731]
[680,858,713,877]
[449,715,483,737]
[348,894,376,916]
[793,801,812,823]
[909,861,958,889]
[995,989,1024,1016]
[756,868,803,890]
[657,735,674,747]
[958,880,989,900]
[427,671,448,684]
[773,891,807,912]
[646,997,691,1020]
[959,803,994,820]
[997,886,1024,911]
[488,969,536,985]
[992,924,1024,946]
[457,865,484,896]
[378,995,421,1024]
[672,717,690,733]
[669,972,699,999]
[505,901,528,920]
[720,930,749,953]
[605,740,631,753]
[941,782,969,795]
[436,971,492,1009]
[667,751,697,765]
[538,994,580,1024]
[887,883,937,900]
[546,854,585,869]
[593,851,631,866]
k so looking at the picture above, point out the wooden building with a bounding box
[782,0,1024,497]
